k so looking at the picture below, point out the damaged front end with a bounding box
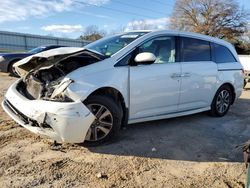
[14,48,103,102]
[2,87,96,143]
[2,48,104,143]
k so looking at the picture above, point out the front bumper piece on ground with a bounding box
[1,80,95,143]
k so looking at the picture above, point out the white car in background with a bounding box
[238,55,250,87]
[2,30,244,146]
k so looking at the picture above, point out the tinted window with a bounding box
[138,36,176,64]
[213,43,236,63]
[181,37,211,62]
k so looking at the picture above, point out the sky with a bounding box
[0,0,249,39]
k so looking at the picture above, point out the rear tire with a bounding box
[83,95,122,146]
[209,85,233,117]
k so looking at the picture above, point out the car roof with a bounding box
[116,30,238,62]
[126,29,233,48]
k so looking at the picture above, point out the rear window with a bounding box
[181,37,211,62]
[213,43,236,63]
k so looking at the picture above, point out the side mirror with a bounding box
[134,52,156,65]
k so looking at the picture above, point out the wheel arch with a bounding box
[218,82,236,104]
[83,87,128,127]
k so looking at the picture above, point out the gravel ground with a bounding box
[0,72,250,188]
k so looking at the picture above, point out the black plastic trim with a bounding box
[218,69,242,71]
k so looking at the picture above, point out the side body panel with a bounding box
[217,63,244,98]
[66,60,130,107]
[179,61,218,111]
[129,63,181,120]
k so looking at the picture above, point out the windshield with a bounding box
[28,46,46,53]
[85,32,148,57]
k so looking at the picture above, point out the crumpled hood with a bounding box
[13,47,85,78]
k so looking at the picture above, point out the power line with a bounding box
[152,0,174,7]
[112,0,168,16]
[74,0,159,19]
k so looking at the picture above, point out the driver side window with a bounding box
[138,36,176,64]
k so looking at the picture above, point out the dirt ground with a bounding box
[0,72,250,188]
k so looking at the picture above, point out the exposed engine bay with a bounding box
[16,50,103,101]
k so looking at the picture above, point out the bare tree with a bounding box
[170,0,249,42]
[80,25,106,41]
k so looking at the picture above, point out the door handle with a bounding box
[171,73,191,78]
[171,73,181,78]
[181,73,191,77]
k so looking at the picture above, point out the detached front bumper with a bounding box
[2,80,95,143]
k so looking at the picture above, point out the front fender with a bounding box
[65,66,129,107]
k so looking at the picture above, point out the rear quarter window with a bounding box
[180,37,211,62]
[213,43,237,63]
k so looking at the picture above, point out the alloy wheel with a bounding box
[216,90,230,114]
[85,104,113,141]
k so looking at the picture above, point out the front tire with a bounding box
[84,95,122,146]
[210,85,233,117]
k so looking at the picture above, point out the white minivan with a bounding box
[2,30,244,145]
